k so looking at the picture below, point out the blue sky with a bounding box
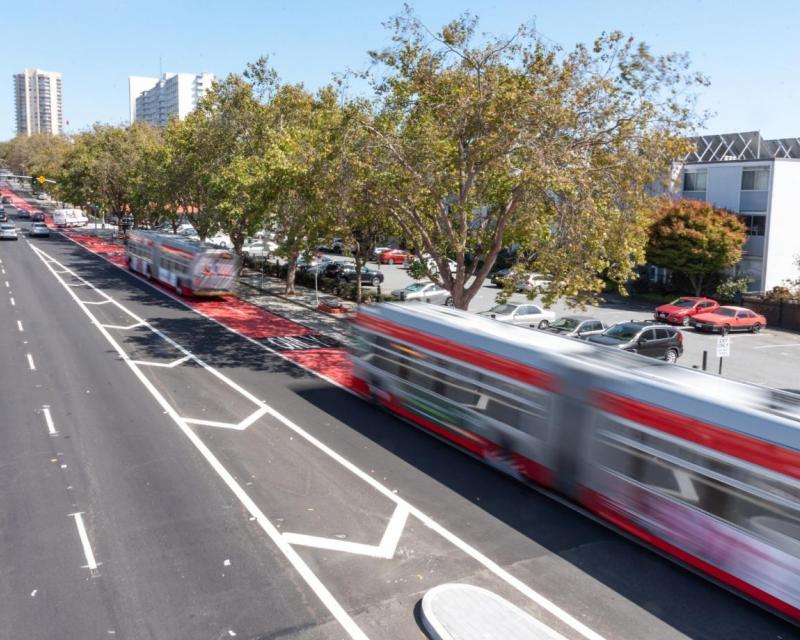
[2,0,799,140]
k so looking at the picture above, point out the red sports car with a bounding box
[690,306,767,333]
[654,296,719,326]
[379,249,410,265]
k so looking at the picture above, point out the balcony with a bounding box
[743,235,764,258]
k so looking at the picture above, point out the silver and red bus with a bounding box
[126,230,239,296]
[349,302,800,621]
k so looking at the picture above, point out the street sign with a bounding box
[37,175,46,185]
[716,335,731,358]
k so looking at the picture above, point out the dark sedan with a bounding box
[543,315,606,339]
[323,262,385,286]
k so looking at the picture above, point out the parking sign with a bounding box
[716,335,731,358]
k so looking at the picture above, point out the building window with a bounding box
[741,167,769,191]
[683,170,707,192]
[737,215,766,236]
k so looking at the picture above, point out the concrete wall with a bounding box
[763,160,800,289]
[706,164,742,211]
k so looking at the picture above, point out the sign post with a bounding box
[716,335,730,374]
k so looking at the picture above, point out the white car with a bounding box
[0,223,18,240]
[390,281,453,305]
[242,240,278,259]
[516,273,551,293]
[478,302,556,328]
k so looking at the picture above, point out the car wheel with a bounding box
[751,322,762,333]
[371,276,381,287]
[538,319,550,329]
[722,324,731,335]
[664,348,679,364]
[681,316,690,327]
[444,297,454,307]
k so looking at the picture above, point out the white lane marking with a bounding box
[70,512,99,571]
[17,320,23,332]
[27,353,36,371]
[30,589,37,597]
[130,355,191,368]
[33,240,604,640]
[753,343,800,349]
[33,245,609,640]
[9,297,14,306]
[100,321,145,330]
[32,246,369,640]
[284,504,409,559]
[4,280,8,287]
[42,406,58,436]
[82,299,112,305]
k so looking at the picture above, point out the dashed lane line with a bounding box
[70,512,100,572]
[42,406,58,436]
[26,353,36,371]
[31,242,608,640]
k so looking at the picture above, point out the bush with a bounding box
[715,276,751,303]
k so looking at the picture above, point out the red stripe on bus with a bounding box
[597,392,800,480]
[356,314,558,393]
[581,487,800,621]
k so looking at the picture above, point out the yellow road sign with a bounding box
[37,175,46,184]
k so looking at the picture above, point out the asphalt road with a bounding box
[0,208,797,639]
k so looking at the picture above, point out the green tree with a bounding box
[363,10,706,309]
[646,198,747,296]
[0,134,71,182]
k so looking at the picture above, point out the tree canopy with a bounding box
[646,198,747,296]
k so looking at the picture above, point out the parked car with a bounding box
[36,192,49,201]
[515,273,551,293]
[410,255,457,276]
[654,296,719,326]
[478,302,555,328]
[391,281,452,305]
[31,211,45,222]
[0,223,18,240]
[371,246,392,260]
[328,263,385,286]
[1,196,11,204]
[543,315,606,338]
[690,306,767,333]
[586,321,683,362]
[296,255,335,272]
[0,211,7,223]
[379,249,410,265]
[29,222,50,237]
[15,208,30,219]
[490,268,516,287]
[0,204,4,214]
[242,239,277,260]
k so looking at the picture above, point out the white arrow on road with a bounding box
[282,504,409,559]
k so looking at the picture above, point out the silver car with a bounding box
[478,302,556,328]
[0,223,18,240]
[29,222,51,237]
[391,281,453,305]
[543,315,606,338]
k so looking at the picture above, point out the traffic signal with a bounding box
[37,175,46,185]
[31,176,36,187]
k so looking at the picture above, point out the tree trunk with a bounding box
[354,241,363,304]
[285,253,299,295]
[689,274,704,297]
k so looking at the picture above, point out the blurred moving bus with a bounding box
[350,302,800,622]
[126,230,239,297]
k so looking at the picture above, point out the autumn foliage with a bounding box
[646,199,747,296]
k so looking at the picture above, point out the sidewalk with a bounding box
[237,271,356,346]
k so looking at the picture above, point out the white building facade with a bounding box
[14,68,63,136]
[678,132,800,292]
[129,72,215,127]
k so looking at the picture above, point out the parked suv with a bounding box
[586,321,683,363]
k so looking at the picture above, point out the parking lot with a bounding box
[327,254,800,393]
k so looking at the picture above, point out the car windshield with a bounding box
[488,303,517,314]
[603,324,640,340]
[405,283,428,292]
[552,317,580,330]
[716,307,737,317]
[670,298,697,308]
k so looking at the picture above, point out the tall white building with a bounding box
[129,72,215,127]
[675,132,800,291]
[14,68,63,136]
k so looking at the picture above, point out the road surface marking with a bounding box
[70,513,99,571]
[99,321,145,330]
[17,320,23,332]
[32,244,608,640]
[4,280,8,287]
[284,504,409,559]
[42,406,58,435]
[27,354,36,371]
[130,355,191,368]
[753,343,800,349]
[9,297,14,306]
